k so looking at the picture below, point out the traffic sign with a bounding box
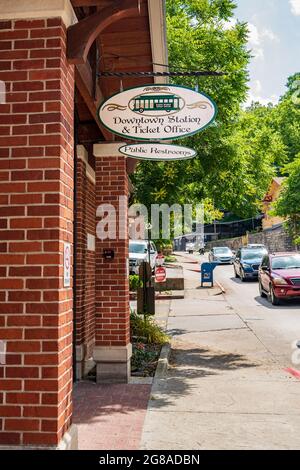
[155,266,167,283]
[155,253,165,266]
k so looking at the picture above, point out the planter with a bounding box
[131,342,162,377]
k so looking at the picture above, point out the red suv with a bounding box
[259,252,300,305]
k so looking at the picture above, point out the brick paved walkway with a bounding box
[73,382,151,450]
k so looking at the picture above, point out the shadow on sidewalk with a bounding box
[73,382,151,425]
[170,345,257,372]
[149,344,257,408]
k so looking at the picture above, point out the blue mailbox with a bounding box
[201,262,219,287]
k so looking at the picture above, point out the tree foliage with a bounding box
[132,1,300,231]
[132,0,250,219]
[274,155,300,244]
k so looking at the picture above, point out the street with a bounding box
[141,253,300,450]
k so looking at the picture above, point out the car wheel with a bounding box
[259,281,267,298]
[269,285,280,306]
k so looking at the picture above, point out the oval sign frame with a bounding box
[119,143,197,161]
[98,84,217,141]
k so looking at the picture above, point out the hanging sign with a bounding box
[98,84,217,141]
[119,143,196,161]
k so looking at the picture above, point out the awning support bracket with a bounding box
[67,0,138,64]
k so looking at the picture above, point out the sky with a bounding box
[230,0,300,106]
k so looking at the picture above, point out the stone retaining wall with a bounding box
[206,225,297,253]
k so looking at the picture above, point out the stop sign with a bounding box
[155,266,166,283]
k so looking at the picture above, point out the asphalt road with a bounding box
[213,259,300,366]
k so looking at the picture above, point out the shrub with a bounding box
[129,274,142,291]
[164,255,176,263]
[130,310,169,345]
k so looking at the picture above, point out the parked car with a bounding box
[129,240,157,274]
[209,247,235,264]
[246,244,267,250]
[259,252,300,305]
[186,238,205,254]
[186,241,195,254]
[234,247,267,281]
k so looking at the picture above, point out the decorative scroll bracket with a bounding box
[67,0,138,64]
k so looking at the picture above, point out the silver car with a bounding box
[209,247,235,264]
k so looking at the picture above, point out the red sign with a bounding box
[156,253,165,266]
[155,266,167,283]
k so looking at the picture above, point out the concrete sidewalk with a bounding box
[73,300,172,450]
[141,254,300,450]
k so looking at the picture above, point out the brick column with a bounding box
[75,146,96,380]
[0,2,77,449]
[94,143,131,383]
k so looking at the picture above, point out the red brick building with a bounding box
[0,0,167,449]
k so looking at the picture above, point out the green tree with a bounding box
[274,155,300,244]
[272,73,300,164]
[132,3,299,228]
[216,103,287,218]
[132,0,250,220]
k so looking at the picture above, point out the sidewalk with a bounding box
[73,381,152,450]
[73,301,171,450]
[73,256,225,450]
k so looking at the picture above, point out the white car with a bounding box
[186,242,195,254]
[129,240,157,274]
[246,244,267,250]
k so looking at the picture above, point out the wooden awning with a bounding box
[69,0,168,149]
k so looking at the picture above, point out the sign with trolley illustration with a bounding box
[98,84,217,141]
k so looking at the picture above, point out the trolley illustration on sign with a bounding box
[130,94,182,114]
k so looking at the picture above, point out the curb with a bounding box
[155,293,184,300]
[154,342,171,379]
[215,281,226,294]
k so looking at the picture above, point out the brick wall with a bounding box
[75,156,95,379]
[95,156,130,349]
[0,17,74,447]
